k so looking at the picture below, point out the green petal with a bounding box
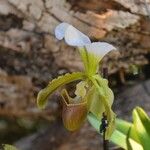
[90,75,115,139]
[87,86,105,119]
[95,75,116,139]
[37,72,85,109]
[87,77,114,120]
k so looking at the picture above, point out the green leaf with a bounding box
[133,107,150,149]
[115,118,132,134]
[111,125,143,150]
[126,127,134,150]
[88,106,150,150]
[111,107,150,150]
[2,144,18,150]
[88,113,127,149]
[115,118,140,143]
[87,112,101,132]
[112,118,143,150]
[88,113,143,150]
[37,72,85,109]
[126,126,143,150]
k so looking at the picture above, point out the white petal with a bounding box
[85,42,116,59]
[55,22,70,40]
[65,25,91,46]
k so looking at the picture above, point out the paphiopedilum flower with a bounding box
[55,22,116,75]
[37,22,117,139]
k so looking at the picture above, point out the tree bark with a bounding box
[0,0,150,117]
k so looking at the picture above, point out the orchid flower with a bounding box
[37,22,117,139]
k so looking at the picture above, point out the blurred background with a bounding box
[0,0,150,150]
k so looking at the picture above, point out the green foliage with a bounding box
[88,107,150,150]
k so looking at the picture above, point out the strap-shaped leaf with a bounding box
[89,107,150,149]
[88,113,130,149]
[37,72,85,109]
[88,113,143,150]
[112,107,150,150]
[111,125,143,150]
[133,107,150,149]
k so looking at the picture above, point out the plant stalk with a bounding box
[103,131,109,150]
[102,67,109,150]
